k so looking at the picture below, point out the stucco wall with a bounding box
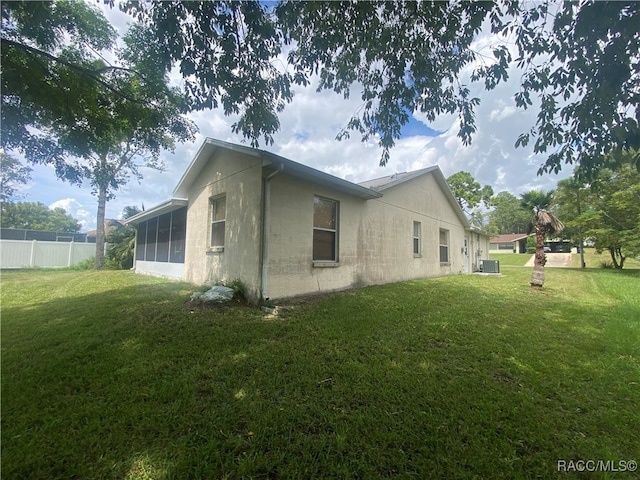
[265,172,468,300]
[361,174,467,283]
[467,231,490,272]
[183,150,263,301]
[264,174,366,299]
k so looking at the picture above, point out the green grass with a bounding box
[573,247,640,270]
[2,268,639,479]
[489,253,531,266]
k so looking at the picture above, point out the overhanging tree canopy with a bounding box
[1,1,197,269]
[119,0,639,174]
[3,1,638,178]
[1,0,118,177]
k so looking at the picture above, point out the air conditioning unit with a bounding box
[481,259,500,273]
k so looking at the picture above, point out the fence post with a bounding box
[68,241,74,267]
[30,239,37,268]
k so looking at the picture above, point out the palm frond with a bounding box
[538,211,565,235]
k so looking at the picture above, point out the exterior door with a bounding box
[464,236,470,273]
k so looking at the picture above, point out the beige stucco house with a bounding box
[125,138,490,303]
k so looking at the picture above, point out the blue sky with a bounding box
[18,4,572,231]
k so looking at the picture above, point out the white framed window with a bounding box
[439,228,449,263]
[313,196,338,262]
[210,196,226,248]
[413,221,421,256]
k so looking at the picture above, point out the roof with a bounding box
[358,167,439,190]
[123,199,188,225]
[489,233,531,243]
[173,138,382,200]
[129,138,471,229]
[358,165,470,228]
[85,219,124,236]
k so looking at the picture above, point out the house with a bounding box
[489,233,531,254]
[125,138,490,303]
[85,219,125,243]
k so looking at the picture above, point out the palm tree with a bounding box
[106,206,142,269]
[520,190,565,288]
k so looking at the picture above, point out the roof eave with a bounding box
[430,167,471,229]
[369,166,439,192]
[173,138,382,201]
[123,198,188,225]
[261,151,382,200]
[172,138,262,199]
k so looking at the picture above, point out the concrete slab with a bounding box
[524,253,572,268]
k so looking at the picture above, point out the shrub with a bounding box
[225,278,247,302]
[68,257,95,271]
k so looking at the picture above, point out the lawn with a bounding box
[2,267,639,479]
[490,248,640,269]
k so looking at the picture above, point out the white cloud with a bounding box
[49,198,94,230]
[49,198,81,212]
[489,103,518,122]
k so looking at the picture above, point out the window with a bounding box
[439,229,449,263]
[210,196,226,248]
[313,196,338,261]
[413,221,421,255]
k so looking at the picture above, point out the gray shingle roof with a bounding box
[358,167,438,191]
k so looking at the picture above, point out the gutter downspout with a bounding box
[261,163,284,300]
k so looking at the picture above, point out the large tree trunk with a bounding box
[95,186,107,270]
[530,223,547,288]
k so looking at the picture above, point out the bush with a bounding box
[225,278,247,302]
[68,257,95,271]
[105,228,135,270]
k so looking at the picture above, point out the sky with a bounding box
[18,4,573,232]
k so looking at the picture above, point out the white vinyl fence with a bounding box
[0,239,97,269]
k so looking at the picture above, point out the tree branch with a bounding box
[1,38,144,104]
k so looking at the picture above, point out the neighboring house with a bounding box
[125,138,490,303]
[489,233,531,254]
[85,219,125,243]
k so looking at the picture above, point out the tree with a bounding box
[552,177,590,268]
[0,153,32,202]
[61,42,196,269]
[1,0,117,174]
[0,201,81,232]
[520,190,564,288]
[578,163,640,268]
[2,3,196,269]
[447,171,494,212]
[486,191,531,235]
[447,170,493,212]
[118,1,639,174]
